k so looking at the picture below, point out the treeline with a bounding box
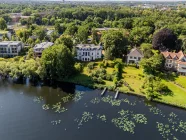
[0,4,186,51]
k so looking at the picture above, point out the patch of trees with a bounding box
[41,44,75,81]
[102,30,128,59]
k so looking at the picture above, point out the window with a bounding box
[169,64,172,67]
[169,60,172,63]
[134,57,137,59]
[130,56,133,59]
[138,57,141,61]
[97,52,99,55]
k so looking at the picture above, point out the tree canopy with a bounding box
[41,44,75,80]
[152,28,178,51]
[101,30,128,59]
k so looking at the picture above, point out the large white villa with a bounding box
[127,48,144,64]
[76,44,102,61]
[0,41,23,57]
[161,51,186,75]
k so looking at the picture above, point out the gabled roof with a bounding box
[127,48,143,57]
[161,51,185,60]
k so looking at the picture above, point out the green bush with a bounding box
[87,62,95,70]
[75,63,83,73]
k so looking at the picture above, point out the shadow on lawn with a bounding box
[159,71,178,82]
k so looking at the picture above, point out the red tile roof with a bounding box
[161,51,185,60]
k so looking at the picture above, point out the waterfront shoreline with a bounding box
[62,79,186,110]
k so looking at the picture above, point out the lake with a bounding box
[0,79,186,140]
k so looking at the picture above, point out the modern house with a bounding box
[33,42,54,57]
[127,48,144,64]
[76,44,102,61]
[0,41,23,57]
[161,51,186,75]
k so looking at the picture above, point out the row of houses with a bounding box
[0,41,186,75]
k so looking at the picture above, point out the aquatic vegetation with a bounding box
[101,95,122,106]
[178,120,186,134]
[51,120,61,125]
[90,97,100,104]
[112,117,136,134]
[156,122,173,139]
[122,98,130,104]
[111,99,121,106]
[101,95,113,103]
[61,94,73,103]
[132,114,147,124]
[33,96,44,103]
[121,98,136,106]
[168,112,178,125]
[149,107,165,117]
[118,110,130,117]
[52,102,67,113]
[42,104,50,110]
[73,91,85,102]
[77,112,94,126]
[96,114,107,122]
[112,109,147,134]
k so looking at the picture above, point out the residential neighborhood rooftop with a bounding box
[34,42,54,50]
[0,41,22,46]
[127,47,143,57]
[161,51,186,60]
[76,44,102,50]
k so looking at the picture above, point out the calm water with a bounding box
[0,79,186,140]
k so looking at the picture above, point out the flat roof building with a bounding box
[0,41,23,57]
[34,42,54,57]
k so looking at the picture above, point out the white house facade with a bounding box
[0,41,23,57]
[34,42,54,57]
[127,48,144,64]
[161,51,186,75]
[76,44,102,61]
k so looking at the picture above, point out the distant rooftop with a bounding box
[95,28,119,31]
[76,44,102,50]
[0,41,22,46]
[34,42,54,50]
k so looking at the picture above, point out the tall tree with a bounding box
[0,18,7,30]
[55,35,73,50]
[77,26,89,43]
[101,30,128,59]
[140,51,164,75]
[41,44,75,80]
[152,28,178,51]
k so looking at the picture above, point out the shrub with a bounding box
[99,62,104,68]
[106,74,113,81]
[87,62,95,70]
[108,61,115,67]
[75,63,83,73]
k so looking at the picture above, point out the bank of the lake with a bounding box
[63,64,186,110]
[1,80,186,140]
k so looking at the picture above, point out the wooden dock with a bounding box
[101,87,107,96]
[115,90,119,99]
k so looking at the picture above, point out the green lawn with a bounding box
[175,76,186,89]
[158,80,186,107]
[65,61,186,108]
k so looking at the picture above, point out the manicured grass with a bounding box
[175,76,186,89]
[64,61,186,108]
[158,80,186,107]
